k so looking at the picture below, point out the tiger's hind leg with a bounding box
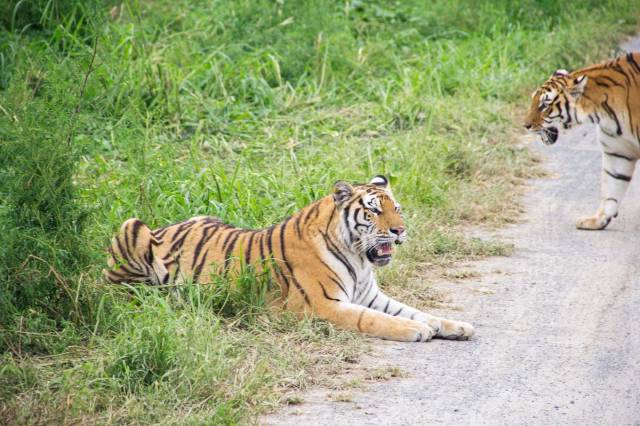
[577,145,637,230]
[103,218,169,284]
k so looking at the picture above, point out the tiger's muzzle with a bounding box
[365,227,406,267]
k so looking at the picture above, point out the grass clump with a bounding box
[2,283,360,424]
[1,0,639,422]
[0,56,93,354]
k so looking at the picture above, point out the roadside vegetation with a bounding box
[1,0,638,423]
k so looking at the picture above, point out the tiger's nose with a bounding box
[390,226,405,236]
[524,123,532,130]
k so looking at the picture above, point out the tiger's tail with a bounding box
[102,218,169,285]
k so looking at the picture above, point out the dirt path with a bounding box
[264,38,640,425]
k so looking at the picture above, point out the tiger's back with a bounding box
[105,207,324,310]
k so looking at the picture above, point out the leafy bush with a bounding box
[0,56,92,352]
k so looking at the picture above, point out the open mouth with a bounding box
[541,127,559,145]
[366,242,394,266]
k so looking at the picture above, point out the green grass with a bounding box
[1,0,639,423]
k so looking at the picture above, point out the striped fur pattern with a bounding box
[104,176,474,342]
[524,52,640,230]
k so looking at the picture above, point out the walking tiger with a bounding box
[524,52,640,230]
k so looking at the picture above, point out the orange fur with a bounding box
[104,176,474,342]
[524,53,640,230]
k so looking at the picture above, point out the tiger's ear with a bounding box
[568,75,588,99]
[552,69,569,77]
[369,175,389,188]
[333,181,354,206]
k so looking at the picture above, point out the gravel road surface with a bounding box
[264,37,640,426]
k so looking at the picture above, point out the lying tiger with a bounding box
[104,175,474,342]
[524,52,640,230]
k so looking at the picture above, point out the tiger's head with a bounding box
[332,175,406,267]
[524,69,588,145]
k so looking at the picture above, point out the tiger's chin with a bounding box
[365,242,394,267]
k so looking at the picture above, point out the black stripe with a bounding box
[152,225,171,239]
[171,220,195,242]
[358,277,374,301]
[392,307,404,316]
[221,229,241,254]
[319,282,341,302]
[130,220,143,251]
[146,239,154,264]
[191,227,213,270]
[600,128,616,138]
[294,214,303,239]
[106,270,127,281]
[280,217,311,306]
[597,75,624,88]
[604,151,634,161]
[328,275,349,299]
[167,231,190,259]
[317,256,349,297]
[266,224,289,295]
[563,101,571,125]
[163,255,177,267]
[627,53,640,73]
[302,202,320,225]
[342,205,352,244]
[244,230,257,265]
[223,230,243,271]
[320,232,357,282]
[610,63,631,84]
[173,256,181,281]
[107,272,131,283]
[258,230,266,263]
[114,235,131,264]
[604,169,631,182]
[124,223,131,253]
[279,217,311,306]
[353,208,369,231]
[118,263,147,277]
[192,249,209,282]
[325,206,337,234]
[367,292,378,308]
[186,224,219,273]
[602,98,622,135]
[383,299,390,314]
[266,225,276,257]
[153,217,199,239]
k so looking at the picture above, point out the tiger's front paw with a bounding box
[407,320,438,342]
[576,213,610,230]
[437,319,475,341]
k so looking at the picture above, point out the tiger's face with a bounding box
[333,175,406,266]
[524,70,588,145]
